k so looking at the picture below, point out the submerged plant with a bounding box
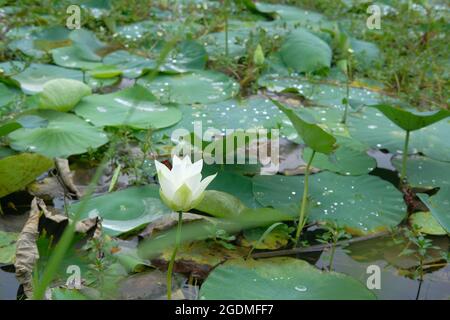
[316,221,351,271]
[154,155,216,299]
[272,100,337,243]
[370,104,449,185]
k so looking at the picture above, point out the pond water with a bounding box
[1,233,448,300]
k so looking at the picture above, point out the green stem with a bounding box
[400,130,410,185]
[328,242,336,271]
[167,211,183,300]
[341,78,350,124]
[295,150,316,243]
[224,0,229,57]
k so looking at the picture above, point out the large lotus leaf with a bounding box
[370,104,450,132]
[279,29,332,74]
[0,153,53,197]
[68,185,171,236]
[392,156,450,187]
[199,257,375,300]
[303,136,376,175]
[409,211,447,235]
[417,186,450,234]
[348,107,407,153]
[274,100,336,154]
[102,50,155,78]
[253,172,406,235]
[0,62,84,94]
[103,41,206,78]
[39,79,91,112]
[0,231,19,264]
[51,29,107,70]
[160,40,207,72]
[9,110,108,158]
[137,70,239,104]
[152,97,284,143]
[414,119,450,162]
[74,85,182,129]
[7,26,71,58]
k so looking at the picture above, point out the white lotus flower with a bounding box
[155,155,217,212]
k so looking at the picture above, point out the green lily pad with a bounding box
[51,29,107,70]
[0,231,19,264]
[39,79,91,112]
[417,187,450,234]
[273,100,337,154]
[68,185,171,236]
[103,41,207,78]
[302,136,376,175]
[9,110,108,158]
[392,156,450,187]
[253,172,406,235]
[199,257,375,300]
[0,153,53,197]
[153,97,283,143]
[8,26,71,58]
[74,85,182,129]
[348,107,407,152]
[370,104,450,132]
[414,119,450,162]
[137,70,239,104]
[102,50,155,78]
[0,62,84,94]
[279,29,332,74]
[409,211,447,235]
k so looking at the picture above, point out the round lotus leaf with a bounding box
[199,257,375,299]
[137,70,240,104]
[392,156,450,188]
[0,62,84,95]
[9,110,108,158]
[253,172,406,235]
[279,29,332,73]
[68,185,171,236]
[74,85,182,129]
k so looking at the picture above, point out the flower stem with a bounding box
[167,211,183,300]
[341,78,350,124]
[295,150,316,243]
[400,130,410,186]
